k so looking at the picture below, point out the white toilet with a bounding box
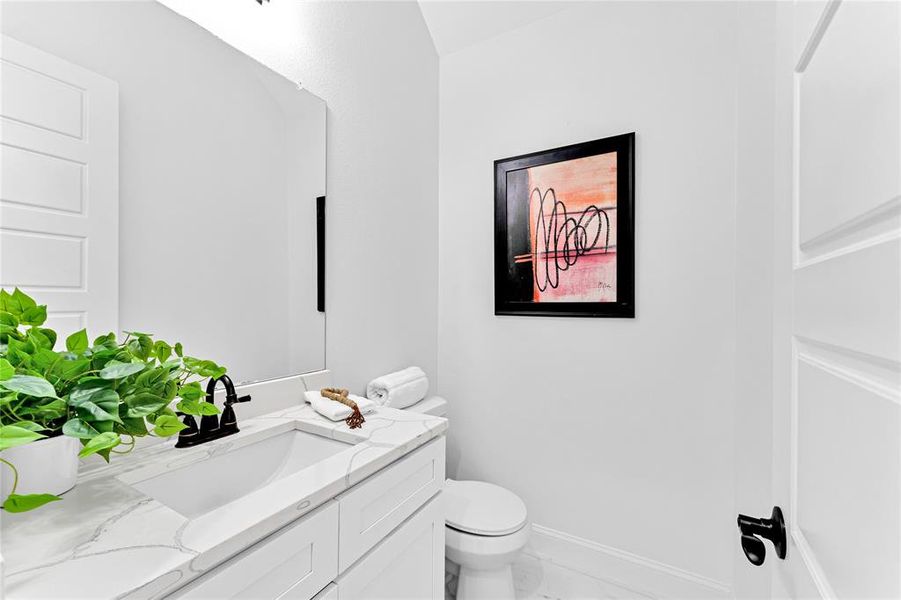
[407,398,530,599]
[444,479,530,599]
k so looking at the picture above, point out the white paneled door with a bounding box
[771,1,900,598]
[0,35,118,339]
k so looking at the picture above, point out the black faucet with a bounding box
[175,374,251,448]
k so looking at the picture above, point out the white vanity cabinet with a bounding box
[167,437,446,600]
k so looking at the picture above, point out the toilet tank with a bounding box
[404,396,447,417]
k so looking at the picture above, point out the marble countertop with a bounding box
[0,404,447,599]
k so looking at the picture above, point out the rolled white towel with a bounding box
[304,391,376,422]
[366,366,429,409]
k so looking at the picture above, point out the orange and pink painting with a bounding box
[495,133,634,317]
[520,153,617,302]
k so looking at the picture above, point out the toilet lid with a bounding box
[444,480,527,536]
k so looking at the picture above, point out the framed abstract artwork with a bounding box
[494,133,635,318]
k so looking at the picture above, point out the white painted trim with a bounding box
[528,524,732,599]
[798,352,901,406]
[795,335,901,375]
[797,227,901,270]
[798,195,901,254]
[797,195,901,268]
[789,337,803,579]
[792,70,802,269]
[795,0,842,73]
[792,528,837,600]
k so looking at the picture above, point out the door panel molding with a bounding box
[796,349,900,413]
[797,195,901,266]
[794,0,841,72]
[791,527,837,600]
[0,35,118,339]
[793,353,900,597]
[794,239,901,362]
[794,0,900,247]
[796,336,901,404]
[785,0,901,597]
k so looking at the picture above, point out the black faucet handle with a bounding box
[219,395,249,431]
[226,394,252,406]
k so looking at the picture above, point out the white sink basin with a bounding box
[130,430,352,518]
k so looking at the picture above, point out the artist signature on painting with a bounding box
[597,282,613,290]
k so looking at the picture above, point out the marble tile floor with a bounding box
[445,551,656,600]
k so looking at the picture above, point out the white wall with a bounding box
[157,0,440,394]
[1,1,327,383]
[732,2,780,597]
[438,1,752,587]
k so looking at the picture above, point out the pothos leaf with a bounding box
[35,328,57,350]
[68,380,113,405]
[0,358,14,381]
[10,420,43,432]
[22,398,66,420]
[176,399,219,416]
[5,338,34,368]
[0,375,57,398]
[153,340,172,363]
[92,332,118,351]
[153,415,186,437]
[74,389,122,423]
[20,305,47,327]
[11,288,36,311]
[78,432,120,460]
[182,357,226,379]
[32,348,61,372]
[123,393,167,418]
[65,329,89,354]
[2,493,62,513]
[119,416,148,437]
[99,360,145,380]
[127,335,153,361]
[176,382,206,401]
[0,288,36,319]
[0,425,45,451]
[62,418,99,439]
[53,357,91,381]
[0,290,15,316]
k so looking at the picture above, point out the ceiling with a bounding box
[417,1,577,56]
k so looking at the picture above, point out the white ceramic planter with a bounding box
[0,435,80,496]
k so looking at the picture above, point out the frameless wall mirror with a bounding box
[0,1,326,384]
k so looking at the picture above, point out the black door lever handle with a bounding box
[737,506,787,566]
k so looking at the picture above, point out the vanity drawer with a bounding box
[337,436,445,572]
[170,501,338,600]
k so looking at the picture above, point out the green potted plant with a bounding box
[0,288,226,513]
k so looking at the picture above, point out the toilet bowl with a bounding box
[444,479,529,600]
[405,398,529,599]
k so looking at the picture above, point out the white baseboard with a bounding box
[528,524,732,599]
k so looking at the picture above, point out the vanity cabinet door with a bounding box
[169,502,338,600]
[334,494,444,600]
[337,437,445,572]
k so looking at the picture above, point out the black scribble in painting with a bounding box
[531,187,610,292]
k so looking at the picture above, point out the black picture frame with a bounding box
[494,132,635,318]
